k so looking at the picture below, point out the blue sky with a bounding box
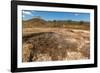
[22,10,90,22]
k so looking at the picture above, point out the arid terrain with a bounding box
[22,18,90,62]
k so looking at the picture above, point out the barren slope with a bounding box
[22,28,90,62]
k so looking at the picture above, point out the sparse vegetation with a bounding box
[22,18,90,30]
[22,18,90,62]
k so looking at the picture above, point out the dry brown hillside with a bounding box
[23,18,47,28]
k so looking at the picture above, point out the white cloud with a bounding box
[74,13,80,16]
[22,10,32,15]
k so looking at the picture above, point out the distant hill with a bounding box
[23,18,47,28]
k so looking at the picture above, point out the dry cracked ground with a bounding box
[22,28,90,62]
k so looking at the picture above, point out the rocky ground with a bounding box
[22,28,90,62]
